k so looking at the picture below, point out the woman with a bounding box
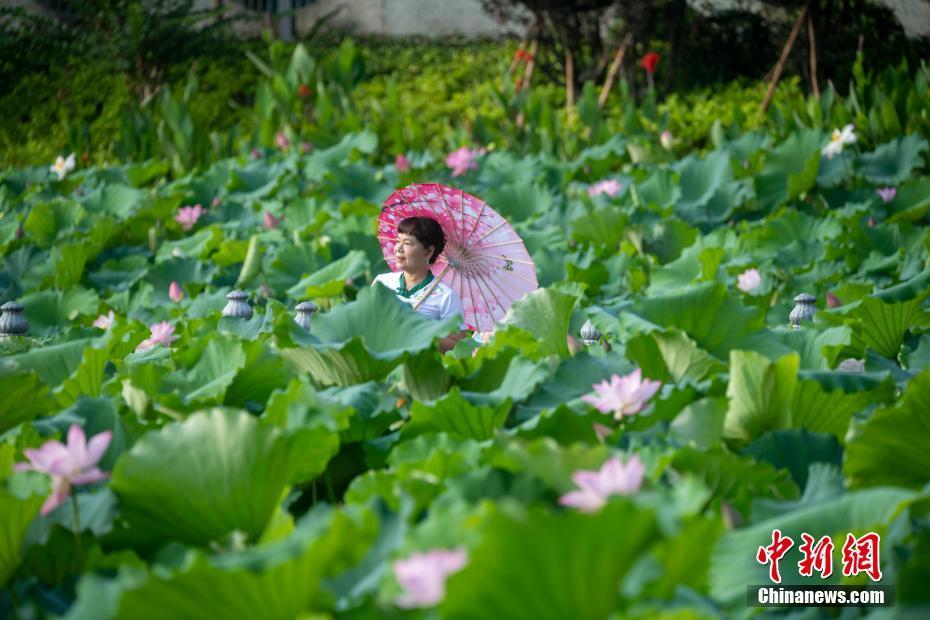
[372,216,472,354]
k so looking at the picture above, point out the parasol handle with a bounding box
[413,263,452,311]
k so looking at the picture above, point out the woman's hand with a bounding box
[439,330,472,354]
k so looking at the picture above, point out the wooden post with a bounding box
[598,35,632,110]
[760,4,809,113]
[807,12,820,98]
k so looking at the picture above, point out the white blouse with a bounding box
[372,271,468,330]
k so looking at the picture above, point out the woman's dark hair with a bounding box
[397,217,446,264]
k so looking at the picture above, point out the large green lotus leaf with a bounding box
[88,254,150,293]
[857,135,929,185]
[303,130,378,182]
[740,325,850,370]
[620,282,765,359]
[723,350,799,443]
[455,354,551,408]
[23,199,84,247]
[497,288,577,359]
[887,176,930,223]
[223,339,291,410]
[111,409,330,546]
[79,184,146,219]
[0,472,46,586]
[513,404,599,446]
[570,206,629,249]
[286,249,369,299]
[0,363,55,434]
[7,337,94,386]
[755,130,821,211]
[161,335,247,406]
[400,348,450,402]
[266,242,324,296]
[406,387,511,441]
[442,501,657,620]
[790,372,894,442]
[155,226,224,263]
[625,327,724,384]
[643,218,698,265]
[710,487,917,605]
[674,150,734,224]
[749,462,845,523]
[19,286,100,337]
[669,397,728,450]
[849,269,930,358]
[636,168,681,212]
[742,429,843,490]
[517,351,634,418]
[739,209,831,266]
[55,321,138,407]
[275,284,460,386]
[489,437,607,492]
[483,181,550,222]
[669,447,797,519]
[846,371,930,489]
[65,507,368,620]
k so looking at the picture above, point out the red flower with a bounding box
[513,49,534,64]
[639,52,660,74]
[298,83,312,98]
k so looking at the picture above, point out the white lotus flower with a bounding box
[49,153,76,181]
[821,124,856,159]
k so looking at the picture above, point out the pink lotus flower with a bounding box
[445,147,480,177]
[659,130,674,150]
[737,268,762,293]
[15,424,112,515]
[300,142,311,154]
[876,187,896,203]
[559,454,644,513]
[275,131,290,150]
[251,148,262,159]
[169,281,184,303]
[264,211,282,229]
[175,204,205,231]
[393,548,468,608]
[212,196,221,208]
[868,217,877,227]
[592,423,613,442]
[581,368,661,420]
[396,153,411,172]
[826,292,842,308]
[587,179,622,198]
[136,321,178,351]
[92,310,115,330]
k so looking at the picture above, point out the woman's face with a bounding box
[394,232,434,272]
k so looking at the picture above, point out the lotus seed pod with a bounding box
[294,301,318,331]
[222,290,253,319]
[789,293,816,329]
[0,301,28,337]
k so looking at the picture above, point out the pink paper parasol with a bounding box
[379,183,538,333]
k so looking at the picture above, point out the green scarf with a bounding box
[396,271,435,298]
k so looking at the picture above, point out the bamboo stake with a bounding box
[516,39,538,129]
[413,264,453,311]
[807,12,820,98]
[598,34,632,110]
[509,40,528,75]
[520,39,538,91]
[760,4,809,113]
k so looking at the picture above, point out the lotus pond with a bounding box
[2,69,930,618]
